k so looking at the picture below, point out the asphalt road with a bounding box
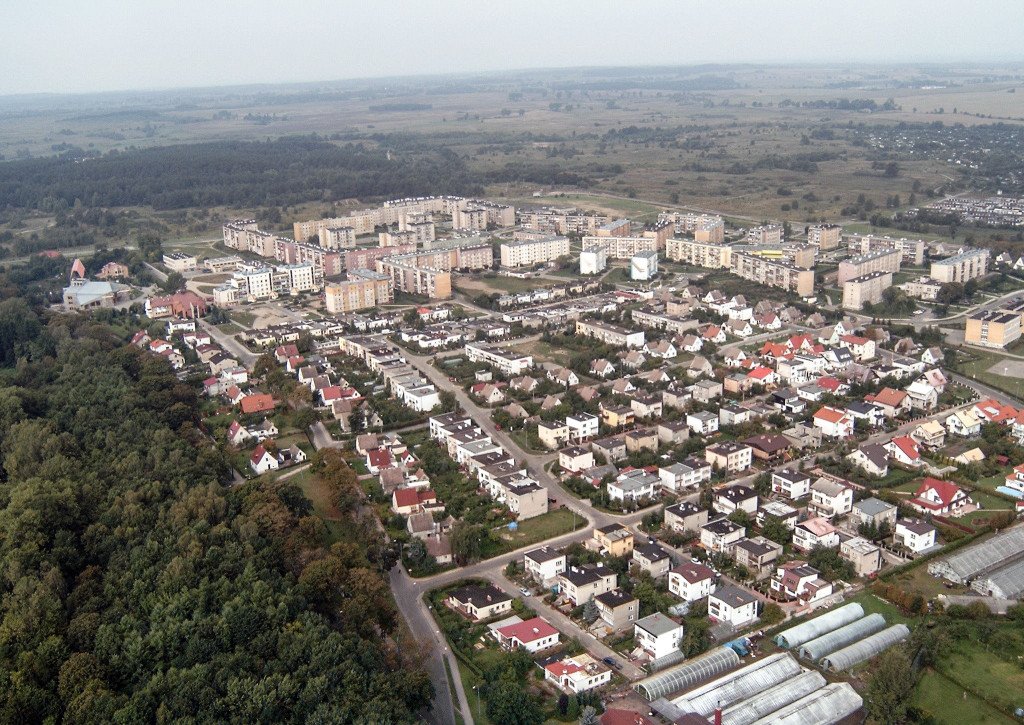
[201,321,259,366]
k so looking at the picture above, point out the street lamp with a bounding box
[472,685,481,719]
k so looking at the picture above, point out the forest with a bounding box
[0,134,592,213]
[0,299,432,723]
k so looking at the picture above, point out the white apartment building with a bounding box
[465,343,534,375]
[500,236,570,267]
[931,248,990,283]
[580,246,608,275]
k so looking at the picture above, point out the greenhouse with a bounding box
[797,613,887,662]
[970,556,1024,599]
[927,525,1024,584]
[773,602,864,649]
[820,624,910,672]
[747,683,863,725]
[671,652,802,717]
[634,646,740,701]
[719,670,826,725]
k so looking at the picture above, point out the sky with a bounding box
[3,0,1024,96]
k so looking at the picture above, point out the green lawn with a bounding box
[509,429,547,454]
[216,322,243,335]
[975,472,1010,491]
[970,489,1014,511]
[956,349,1024,403]
[845,591,917,626]
[488,509,585,556]
[937,648,1024,716]
[913,669,1016,725]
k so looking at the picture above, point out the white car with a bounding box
[913,310,925,315]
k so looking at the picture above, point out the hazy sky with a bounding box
[4,0,1024,95]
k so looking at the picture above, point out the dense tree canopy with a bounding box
[0,310,431,723]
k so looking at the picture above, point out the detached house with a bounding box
[808,478,853,518]
[884,436,922,468]
[911,420,946,449]
[249,444,279,475]
[894,518,937,553]
[946,409,983,437]
[700,517,746,553]
[812,406,854,439]
[910,477,969,515]
[793,517,840,552]
[846,444,889,478]
[668,560,716,602]
[865,388,910,419]
[708,586,759,627]
[770,562,834,604]
[772,469,812,499]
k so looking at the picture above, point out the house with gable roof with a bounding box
[909,477,970,515]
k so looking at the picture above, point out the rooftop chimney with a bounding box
[714,707,722,725]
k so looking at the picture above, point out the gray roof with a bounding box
[525,546,564,563]
[635,613,681,637]
[853,497,897,517]
[711,585,758,608]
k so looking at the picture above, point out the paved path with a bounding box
[201,321,259,366]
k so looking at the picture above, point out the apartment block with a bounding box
[931,248,990,284]
[807,224,841,250]
[746,225,784,244]
[465,343,534,375]
[580,246,608,275]
[842,271,892,310]
[901,276,942,301]
[658,212,726,243]
[521,208,610,236]
[965,310,1021,349]
[500,236,571,268]
[730,251,815,296]
[323,226,357,249]
[163,252,197,272]
[376,258,452,299]
[596,218,632,237]
[343,244,418,272]
[324,270,394,314]
[666,238,732,268]
[582,234,658,259]
[575,319,645,348]
[845,234,926,265]
[838,249,902,284]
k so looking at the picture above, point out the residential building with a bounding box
[668,559,716,602]
[901,276,943,301]
[757,500,799,529]
[865,388,910,418]
[665,502,709,534]
[809,478,853,518]
[945,409,983,437]
[666,237,733,269]
[793,517,841,552]
[840,537,882,577]
[772,469,812,499]
[580,246,609,275]
[609,470,660,504]
[744,433,791,462]
[575,319,645,348]
[846,234,926,265]
[705,442,753,473]
[930,248,990,283]
[632,544,671,578]
[465,343,533,375]
[838,249,902,284]
[447,586,513,620]
[692,379,723,403]
[582,234,658,260]
[884,435,922,468]
[559,446,594,474]
[567,412,600,441]
[812,406,854,439]
[700,517,746,553]
[733,536,783,578]
[714,485,758,515]
[493,617,560,653]
[595,590,639,631]
[593,524,635,557]
[376,257,452,299]
[909,477,969,515]
[846,444,890,478]
[807,224,841,250]
[634,614,684,660]
[730,250,815,296]
[524,547,567,587]
[631,251,659,280]
[770,562,834,604]
[544,653,612,694]
[851,497,898,529]
[162,252,198,272]
[624,428,658,454]
[842,271,893,310]
[324,271,393,313]
[894,518,937,553]
[911,420,946,448]
[965,310,1021,349]
[708,586,759,627]
[558,566,618,606]
[687,411,720,436]
[538,421,570,450]
[500,236,571,268]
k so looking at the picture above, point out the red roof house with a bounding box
[910,477,969,515]
[240,394,276,414]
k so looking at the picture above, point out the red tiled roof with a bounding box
[840,334,870,345]
[817,376,841,392]
[250,445,269,464]
[240,394,275,414]
[813,406,847,424]
[867,387,907,408]
[368,449,394,469]
[915,477,963,506]
[670,560,715,583]
[498,617,558,643]
[888,436,920,461]
[747,366,774,380]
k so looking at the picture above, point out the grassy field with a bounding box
[913,669,1016,725]
[228,310,257,328]
[937,648,1024,716]
[454,275,551,295]
[845,590,917,626]
[488,509,585,555]
[216,322,244,335]
[513,339,572,366]
[956,349,1024,402]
